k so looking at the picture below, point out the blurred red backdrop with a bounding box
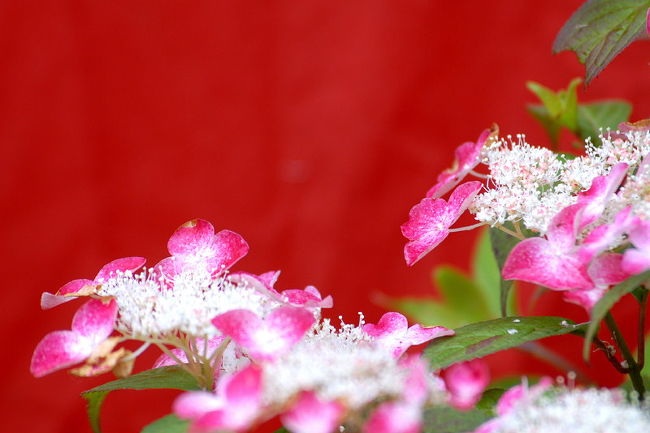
[1,1,649,432]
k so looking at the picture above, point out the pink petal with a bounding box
[426,128,493,199]
[259,270,281,290]
[579,207,636,262]
[212,307,314,361]
[588,253,630,286]
[95,257,146,282]
[167,219,217,256]
[173,391,221,420]
[563,286,606,312]
[442,360,490,411]
[71,299,117,344]
[153,256,179,282]
[40,278,96,310]
[545,203,584,250]
[576,163,628,230]
[496,377,552,416]
[364,312,408,338]
[30,330,93,377]
[622,248,650,274]
[400,356,429,405]
[405,324,454,346]
[363,401,421,433]
[403,181,482,266]
[228,271,283,300]
[282,391,344,433]
[283,287,333,309]
[208,229,250,274]
[629,219,650,251]
[473,419,501,433]
[502,237,592,290]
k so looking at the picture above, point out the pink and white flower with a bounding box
[31,298,118,377]
[363,312,454,358]
[211,306,315,361]
[441,359,490,411]
[281,391,345,433]
[622,219,650,274]
[158,219,249,279]
[402,181,483,266]
[426,127,495,199]
[40,257,145,309]
[173,364,263,433]
[575,162,628,230]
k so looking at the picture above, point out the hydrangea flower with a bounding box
[40,256,145,309]
[31,299,118,377]
[402,181,483,265]
[441,359,490,410]
[281,391,344,433]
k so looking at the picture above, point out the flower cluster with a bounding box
[474,377,650,433]
[402,126,650,311]
[31,219,491,433]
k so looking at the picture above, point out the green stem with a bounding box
[638,290,648,370]
[604,313,645,399]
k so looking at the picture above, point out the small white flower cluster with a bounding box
[262,317,444,409]
[98,269,280,337]
[471,131,650,233]
[495,387,650,433]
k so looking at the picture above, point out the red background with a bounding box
[1,1,649,432]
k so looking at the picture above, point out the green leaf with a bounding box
[527,104,562,144]
[141,415,189,433]
[425,316,586,369]
[577,100,632,141]
[526,78,582,143]
[82,366,200,433]
[582,271,650,360]
[553,0,650,84]
[526,81,563,117]
[475,388,505,415]
[422,406,491,433]
[434,267,493,322]
[472,229,502,317]
[489,224,533,317]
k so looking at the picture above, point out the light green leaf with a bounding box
[141,415,189,433]
[472,229,502,317]
[434,266,492,322]
[425,316,586,369]
[577,100,632,141]
[489,224,532,317]
[422,406,491,433]
[526,78,581,143]
[82,366,200,433]
[583,271,650,360]
[526,81,563,117]
[527,104,562,144]
[391,297,464,328]
[553,0,650,83]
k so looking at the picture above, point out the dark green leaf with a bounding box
[553,0,650,83]
[583,271,650,360]
[141,415,189,433]
[425,316,586,369]
[422,406,491,433]
[82,366,200,433]
[577,100,632,141]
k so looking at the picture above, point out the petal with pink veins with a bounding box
[30,330,93,377]
[208,230,250,275]
[442,360,490,411]
[283,286,333,309]
[212,307,314,361]
[282,391,344,433]
[363,401,421,433]
[576,163,628,231]
[167,219,217,256]
[71,299,118,344]
[402,181,482,266]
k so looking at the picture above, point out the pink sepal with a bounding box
[164,219,249,277]
[426,128,493,199]
[442,360,490,411]
[622,219,650,274]
[71,299,118,344]
[30,330,93,377]
[40,278,95,309]
[228,270,284,301]
[173,392,221,419]
[94,257,146,282]
[503,204,592,290]
[363,312,454,358]
[212,307,314,361]
[281,391,344,433]
[363,401,421,433]
[576,163,628,231]
[283,286,333,309]
[175,365,263,433]
[402,181,482,266]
